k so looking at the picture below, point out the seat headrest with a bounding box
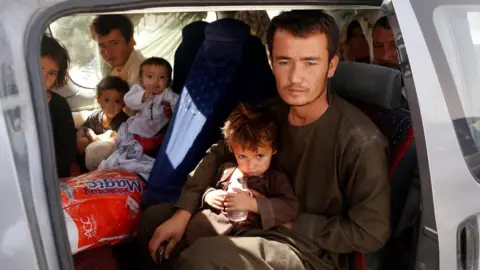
[181,21,209,45]
[205,18,250,43]
[331,61,403,110]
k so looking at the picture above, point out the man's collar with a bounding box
[112,49,138,73]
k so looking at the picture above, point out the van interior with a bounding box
[40,4,425,270]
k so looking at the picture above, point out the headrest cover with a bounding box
[205,18,250,43]
[331,61,403,110]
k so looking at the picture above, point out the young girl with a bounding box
[41,34,76,178]
[77,76,130,171]
[124,57,178,153]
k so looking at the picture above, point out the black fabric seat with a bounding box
[332,61,418,270]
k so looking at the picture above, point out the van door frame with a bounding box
[393,0,480,269]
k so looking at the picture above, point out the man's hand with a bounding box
[149,210,191,262]
[161,101,173,119]
[225,188,257,213]
[282,223,293,229]
[204,189,227,211]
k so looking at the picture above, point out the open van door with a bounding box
[392,0,480,269]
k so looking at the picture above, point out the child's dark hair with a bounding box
[139,57,173,85]
[41,34,70,88]
[96,76,130,97]
[222,103,279,151]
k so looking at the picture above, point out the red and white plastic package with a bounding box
[60,169,144,254]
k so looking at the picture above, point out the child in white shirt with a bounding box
[124,57,178,152]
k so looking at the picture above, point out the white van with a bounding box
[0,0,479,269]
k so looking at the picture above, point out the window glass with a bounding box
[50,12,210,89]
[50,15,99,89]
[470,12,480,43]
[435,7,480,116]
[434,6,480,176]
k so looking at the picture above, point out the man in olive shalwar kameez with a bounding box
[138,10,390,270]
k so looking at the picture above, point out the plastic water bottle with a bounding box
[226,176,248,222]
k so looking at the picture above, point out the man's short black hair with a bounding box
[373,16,391,31]
[139,57,173,85]
[266,10,340,61]
[90,15,134,42]
[41,34,70,88]
[96,76,130,97]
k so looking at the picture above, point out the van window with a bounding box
[50,15,98,89]
[50,12,213,89]
[434,9,480,116]
[433,7,480,177]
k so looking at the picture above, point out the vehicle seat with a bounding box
[144,18,276,207]
[332,61,417,270]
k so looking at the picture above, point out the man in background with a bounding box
[90,14,145,86]
[372,16,400,70]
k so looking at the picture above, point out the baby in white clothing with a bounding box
[124,57,178,139]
